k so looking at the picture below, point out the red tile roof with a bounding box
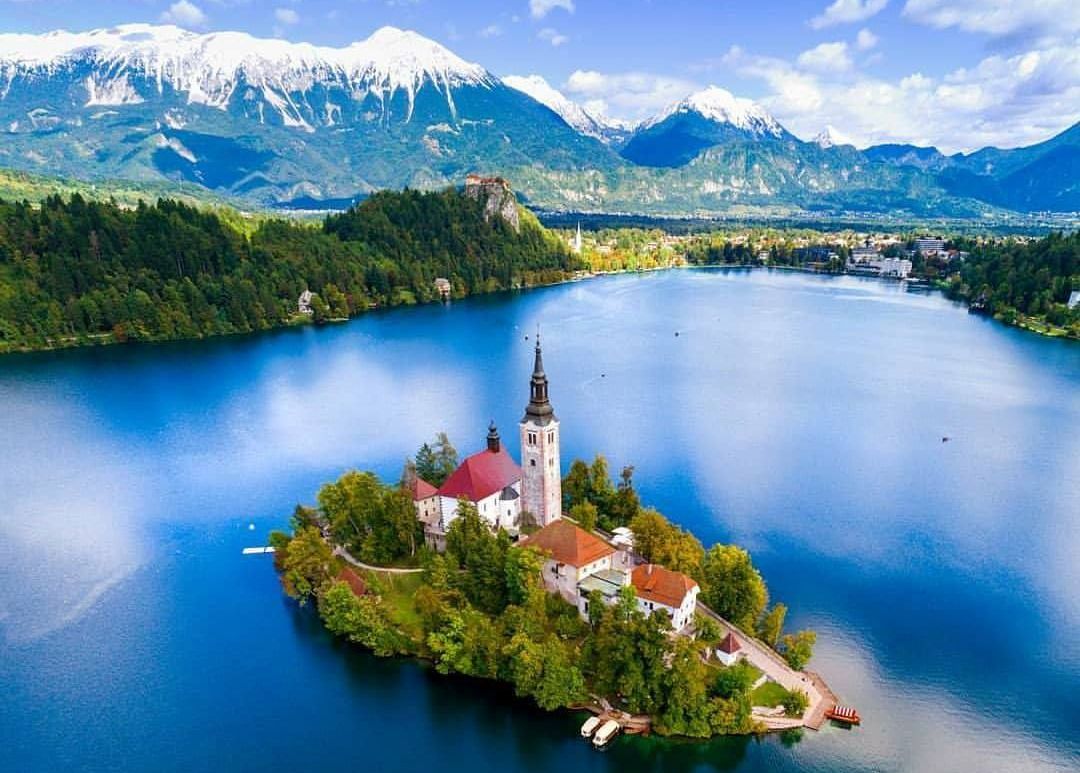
[522,519,614,568]
[631,564,698,608]
[718,631,741,654]
[338,567,368,598]
[409,476,438,501]
[437,447,521,502]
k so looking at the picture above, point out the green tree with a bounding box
[504,545,545,606]
[699,544,768,631]
[318,580,398,656]
[782,689,810,718]
[568,501,598,532]
[779,630,817,671]
[278,525,333,605]
[759,603,788,649]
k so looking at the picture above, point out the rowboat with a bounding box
[826,705,861,725]
[580,716,601,738]
[591,719,620,748]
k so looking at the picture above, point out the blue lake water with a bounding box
[1,269,1078,772]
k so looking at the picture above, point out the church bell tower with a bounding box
[520,335,562,526]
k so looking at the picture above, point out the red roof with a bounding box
[522,519,614,567]
[437,447,521,502]
[337,567,368,598]
[631,564,698,608]
[409,476,438,501]
[718,631,741,654]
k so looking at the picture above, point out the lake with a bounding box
[1,268,1078,773]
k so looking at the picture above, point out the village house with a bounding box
[522,519,616,603]
[434,277,452,299]
[298,289,314,315]
[630,563,700,632]
[407,475,442,550]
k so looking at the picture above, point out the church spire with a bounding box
[523,333,556,425]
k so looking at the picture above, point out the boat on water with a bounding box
[591,719,621,748]
[826,705,861,725]
[580,716,601,739]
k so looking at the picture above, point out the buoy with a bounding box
[942,436,950,443]
[675,331,680,337]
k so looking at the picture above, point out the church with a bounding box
[412,336,562,550]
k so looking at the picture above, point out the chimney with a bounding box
[486,420,500,453]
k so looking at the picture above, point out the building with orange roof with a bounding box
[522,518,616,603]
[631,563,700,632]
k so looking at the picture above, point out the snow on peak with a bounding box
[813,125,854,148]
[0,23,493,118]
[650,86,783,137]
[502,74,600,136]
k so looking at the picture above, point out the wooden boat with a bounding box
[591,719,621,748]
[826,705,861,725]
[580,716,601,739]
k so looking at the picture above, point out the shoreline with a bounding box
[3,264,1072,357]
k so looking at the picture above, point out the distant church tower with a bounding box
[571,222,583,255]
[520,335,562,526]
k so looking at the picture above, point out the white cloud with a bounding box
[160,0,207,28]
[478,24,504,38]
[564,69,702,123]
[538,27,569,47]
[856,28,879,50]
[810,0,888,29]
[274,8,299,25]
[902,0,1080,42]
[529,0,574,19]
[797,41,854,72]
[725,41,1080,152]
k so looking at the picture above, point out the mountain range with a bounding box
[0,23,1076,217]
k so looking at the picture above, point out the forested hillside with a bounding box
[946,232,1079,337]
[0,188,578,352]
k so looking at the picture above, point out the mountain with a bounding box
[863,143,952,171]
[812,125,855,149]
[0,24,618,206]
[862,123,1080,211]
[502,74,633,146]
[620,87,789,168]
[0,23,1074,217]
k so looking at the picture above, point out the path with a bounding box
[697,602,829,731]
[333,546,424,574]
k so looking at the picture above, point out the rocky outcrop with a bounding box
[464,174,520,232]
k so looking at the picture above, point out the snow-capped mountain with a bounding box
[0,24,494,128]
[501,74,633,145]
[813,125,855,149]
[0,23,616,204]
[620,86,791,167]
[644,86,784,138]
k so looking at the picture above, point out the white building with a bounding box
[1068,290,1080,310]
[571,223,583,255]
[878,257,913,278]
[631,563,700,632]
[520,336,562,527]
[435,422,522,536]
[716,631,742,666]
[523,519,615,604]
[298,289,314,315]
[915,238,947,256]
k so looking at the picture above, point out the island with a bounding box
[269,337,845,742]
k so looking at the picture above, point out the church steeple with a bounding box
[519,333,562,526]
[524,334,556,425]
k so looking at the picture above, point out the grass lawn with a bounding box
[751,681,790,708]
[366,570,425,640]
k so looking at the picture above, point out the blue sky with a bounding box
[2,0,1078,152]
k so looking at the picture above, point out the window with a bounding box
[530,459,536,467]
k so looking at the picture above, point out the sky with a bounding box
[1,0,1078,153]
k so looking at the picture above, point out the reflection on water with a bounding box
[0,269,1077,772]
